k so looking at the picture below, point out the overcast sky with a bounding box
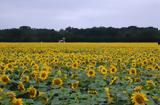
[0,0,160,30]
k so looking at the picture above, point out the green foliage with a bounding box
[0,26,159,42]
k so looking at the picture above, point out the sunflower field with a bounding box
[0,43,160,105]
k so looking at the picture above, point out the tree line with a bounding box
[0,26,159,42]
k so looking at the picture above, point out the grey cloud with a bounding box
[0,0,160,30]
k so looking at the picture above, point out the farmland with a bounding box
[0,43,160,105]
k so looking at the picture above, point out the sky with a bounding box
[0,0,160,30]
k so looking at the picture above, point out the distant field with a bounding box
[0,43,159,105]
[0,42,159,47]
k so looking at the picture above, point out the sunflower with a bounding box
[149,57,155,63]
[65,62,71,67]
[18,82,25,92]
[27,86,37,98]
[31,70,39,79]
[98,65,105,71]
[72,62,79,69]
[0,65,5,71]
[12,98,23,105]
[71,81,79,90]
[6,91,16,99]
[125,76,132,81]
[109,66,117,74]
[100,67,107,75]
[146,65,154,70]
[129,68,137,75]
[131,92,148,105]
[39,70,48,80]
[0,75,10,84]
[21,75,29,83]
[52,78,63,86]
[109,76,118,85]
[134,86,143,92]
[134,78,141,83]
[0,88,3,93]
[71,73,78,79]
[143,60,148,65]
[32,64,39,70]
[154,64,159,70]
[117,58,122,63]
[88,89,98,95]
[146,80,154,87]
[132,60,136,64]
[131,63,136,67]
[53,58,59,63]
[91,60,96,66]
[86,69,96,77]
[41,66,49,72]
[5,63,13,69]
